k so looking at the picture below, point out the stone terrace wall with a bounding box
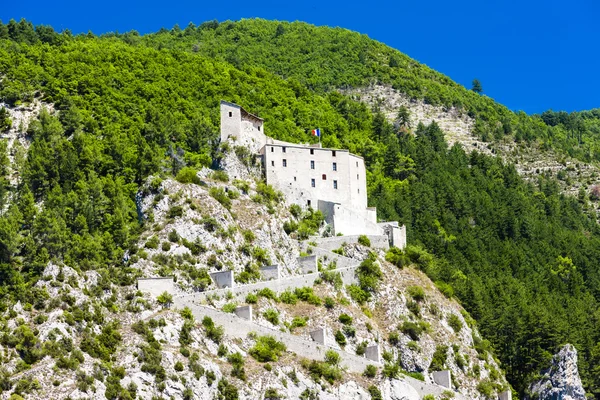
[176,265,360,303]
[137,277,174,297]
[176,301,378,374]
[313,235,389,251]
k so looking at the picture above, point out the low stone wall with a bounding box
[403,375,467,400]
[312,235,389,251]
[176,265,360,304]
[177,301,379,374]
[137,277,175,297]
[304,246,357,269]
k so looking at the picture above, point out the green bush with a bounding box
[447,313,463,333]
[358,235,371,247]
[289,316,308,331]
[430,345,449,371]
[407,286,425,302]
[363,364,377,378]
[245,293,258,304]
[249,336,286,362]
[338,313,353,325]
[294,287,321,305]
[385,247,408,268]
[324,350,340,366]
[210,170,229,182]
[368,385,382,400]
[257,288,278,301]
[167,205,184,218]
[399,321,430,341]
[202,316,224,344]
[222,303,237,313]
[174,361,184,371]
[209,187,232,209]
[263,309,280,325]
[279,289,298,305]
[168,230,180,243]
[161,241,171,252]
[176,167,200,184]
[145,236,159,249]
[334,330,346,347]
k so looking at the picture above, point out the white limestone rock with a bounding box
[528,344,586,400]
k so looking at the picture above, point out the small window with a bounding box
[271,147,274,152]
[229,111,232,117]
[283,159,287,167]
[322,174,326,180]
[332,150,336,157]
[307,200,311,207]
[310,160,315,170]
[294,177,297,181]
[333,162,337,171]
[311,179,315,187]
[282,147,286,153]
[333,180,338,189]
[258,125,261,131]
[271,161,275,167]
[357,174,359,180]
[358,189,360,193]
[356,161,358,167]
[310,149,314,155]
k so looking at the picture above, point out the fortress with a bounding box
[220,100,405,247]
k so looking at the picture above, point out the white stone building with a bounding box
[220,100,405,246]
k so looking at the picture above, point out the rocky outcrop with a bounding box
[528,344,586,400]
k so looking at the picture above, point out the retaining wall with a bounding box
[177,265,360,304]
[304,246,357,269]
[260,265,280,281]
[312,235,389,251]
[137,277,175,297]
[176,301,379,374]
[210,270,234,288]
[297,256,318,274]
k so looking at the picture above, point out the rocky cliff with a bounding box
[527,344,586,400]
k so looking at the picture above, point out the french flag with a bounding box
[311,128,321,137]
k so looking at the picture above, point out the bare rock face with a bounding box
[528,344,586,400]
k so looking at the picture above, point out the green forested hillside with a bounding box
[1,18,600,397]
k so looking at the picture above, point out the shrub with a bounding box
[257,288,278,301]
[321,270,343,289]
[363,364,377,378]
[202,317,224,344]
[264,388,283,400]
[388,332,400,345]
[283,220,298,234]
[157,292,173,307]
[167,205,184,218]
[279,290,298,305]
[435,281,455,298]
[301,359,342,384]
[338,313,353,325]
[242,230,255,243]
[357,235,371,247]
[406,299,421,316]
[263,309,279,325]
[222,303,237,313]
[209,187,232,209]
[430,345,449,371]
[145,236,159,249]
[249,336,286,362]
[168,230,180,243]
[324,350,340,366]
[324,297,335,309]
[334,330,346,347]
[289,204,302,218]
[227,352,246,380]
[294,287,321,305]
[476,380,494,398]
[385,247,408,268]
[289,316,308,331]
[245,293,258,304]
[176,167,200,184]
[174,361,184,372]
[343,325,356,337]
[356,341,367,356]
[399,321,430,341]
[447,313,463,333]
[382,363,400,379]
[161,241,171,252]
[368,385,382,400]
[210,170,229,182]
[407,286,425,302]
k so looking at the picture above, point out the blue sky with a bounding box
[2,0,598,114]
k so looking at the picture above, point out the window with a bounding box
[258,125,261,131]
[282,147,286,153]
[357,174,359,180]
[294,177,297,181]
[310,160,315,169]
[356,161,358,167]
[333,162,337,171]
[332,150,337,157]
[322,174,327,180]
[333,180,338,189]
[283,159,287,167]
[271,147,274,152]
[311,179,315,187]
[271,161,275,167]
[307,200,311,207]
[310,149,314,155]
[229,111,232,117]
